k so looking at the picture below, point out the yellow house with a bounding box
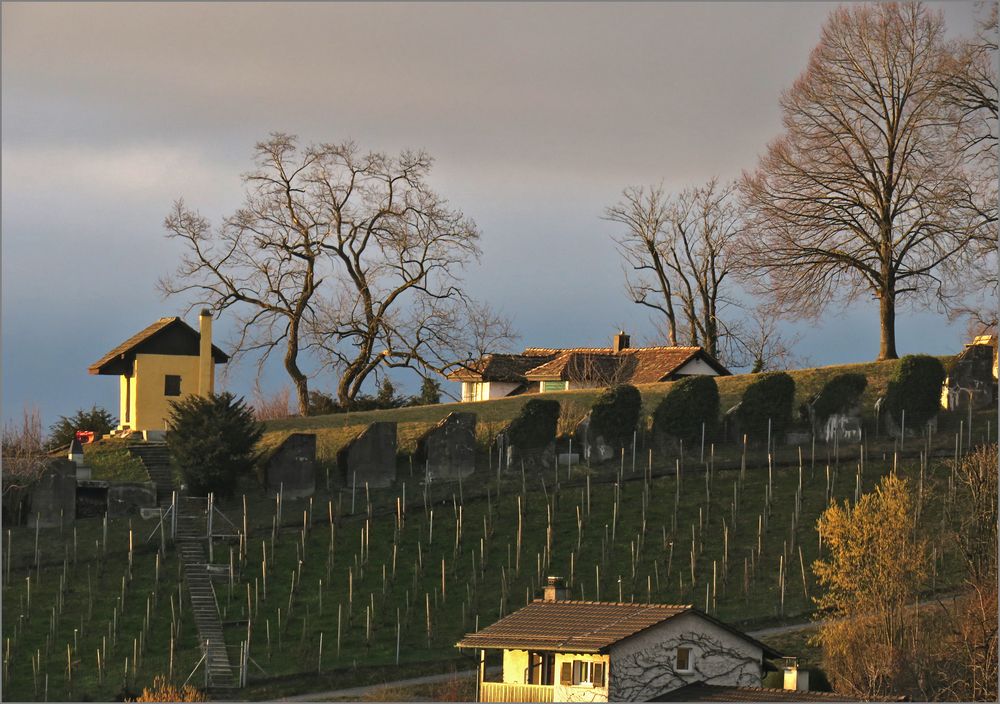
[89,311,228,433]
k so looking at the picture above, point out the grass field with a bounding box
[6,355,994,701]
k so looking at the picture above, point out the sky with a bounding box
[1,1,983,429]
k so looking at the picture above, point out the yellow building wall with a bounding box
[121,353,203,432]
[554,652,610,701]
[502,650,530,683]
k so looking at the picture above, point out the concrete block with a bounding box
[338,422,397,489]
[266,433,317,498]
[107,482,157,518]
[28,459,77,528]
[416,413,476,481]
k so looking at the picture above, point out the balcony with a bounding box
[479,682,555,702]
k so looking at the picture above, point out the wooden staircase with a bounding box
[126,442,174,505]
[177,497,237,692]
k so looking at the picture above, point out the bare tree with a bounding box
[938,1,998,333]
[302,145,511,405]
[720,306,805,373]
[162,134,510,413]
[162,135,326,416]
[738,3,981,360]
[607,178,741,357]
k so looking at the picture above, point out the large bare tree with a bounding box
[738,3,981,360]
[606,178,741,357]
[162,134,509,414]
[162,135,325,416]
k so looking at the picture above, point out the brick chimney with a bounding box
[543,576,568,602]
[613,331,630,354]
[198,309,214,396]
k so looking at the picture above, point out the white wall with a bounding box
[608,612,764,701]
[672,357,719,377]
[461,381,522,402]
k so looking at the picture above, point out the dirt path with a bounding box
[278,667,494,702]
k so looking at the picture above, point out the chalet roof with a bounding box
[456,600,779,656]
[523,346,730,383]
[89,317,229,376]
[649,683,857,702]
[446,352,556,382]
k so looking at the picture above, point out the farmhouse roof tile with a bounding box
[446,352,556,382]
[456,601,778,656]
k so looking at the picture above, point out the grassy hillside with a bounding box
[261,359,914,462]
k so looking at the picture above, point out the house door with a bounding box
[527,652,555,685]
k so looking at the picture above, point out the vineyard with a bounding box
[3,406,989,701]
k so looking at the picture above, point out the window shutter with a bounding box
[560,662,572,685]
[594,662,605,687]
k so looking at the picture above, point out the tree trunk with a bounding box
[878,290,898,360]
[284,331,310,416]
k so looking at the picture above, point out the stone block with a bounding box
[505,442,556,474]
[107,482,157,518]
[822,413,862,443]
[415,413,476,482]
[573,414,615,464]
[266,433,317,498]
[29,459,77,528]
[338,422,397,489]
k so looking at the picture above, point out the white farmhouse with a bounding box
[456,577,828,703]
[448,332,729,403]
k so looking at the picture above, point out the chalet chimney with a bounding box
[613,331,630,354]
[198,309,214,396]
[782,657,809,691]
[543,576,568,602]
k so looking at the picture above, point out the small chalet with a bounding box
[457,577,784,703]
[449,332,729,403]
[89,311,228,434]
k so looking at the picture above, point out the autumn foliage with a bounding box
[131,676,207,702]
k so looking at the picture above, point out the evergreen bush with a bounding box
[736,372,796,440]
[590,384,642,449]
[652,376,720,444]
[46,406,117,450]
[506,399,560,449]
[166,392,263,496]
[884,355,946,428]
[812,373,868,423]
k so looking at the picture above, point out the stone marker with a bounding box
[337,422,397,489]
[266,433,317,498]
[574,414,614,463]
[415,413,476,481]
[29,459,77,528]
[943,340,998,411]
[107,483,157,518]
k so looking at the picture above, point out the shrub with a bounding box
[131,675,207,702]
[589,384,642,449]
[307,391,340,416]
[506,399,560,449]
[812,373,868,423]
[652,376,720,445]
[736,371,795,440]
[166,393,263,497]
[84,440,148,481]
[884,355,946,428]
[46,405,116,450]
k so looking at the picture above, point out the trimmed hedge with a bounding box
[884,355,946,428]
[736,372,796,440]
[652,376,720,444]
[812,373,868,423]
[506,399,560,449]
[590,385,642,449]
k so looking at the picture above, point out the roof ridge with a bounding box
[531,599,693,608]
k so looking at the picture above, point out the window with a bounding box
[527,652,555,685]
[542,380,567,392]
[676,647,692,672]
[164,375,182,397]
[562,660,605,687]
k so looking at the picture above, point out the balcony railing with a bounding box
[480,682,555,703]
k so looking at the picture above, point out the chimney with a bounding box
[782,657,809,691]
[198,309,214,396]
[68,438,84,467]
[543,576,568,602]
[613,331,630,354]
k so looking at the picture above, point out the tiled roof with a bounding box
[89,317,229,375]
[457,600,692,652]
[523,346,728,383]
[446,352,556,382]
[650,683,858,702]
